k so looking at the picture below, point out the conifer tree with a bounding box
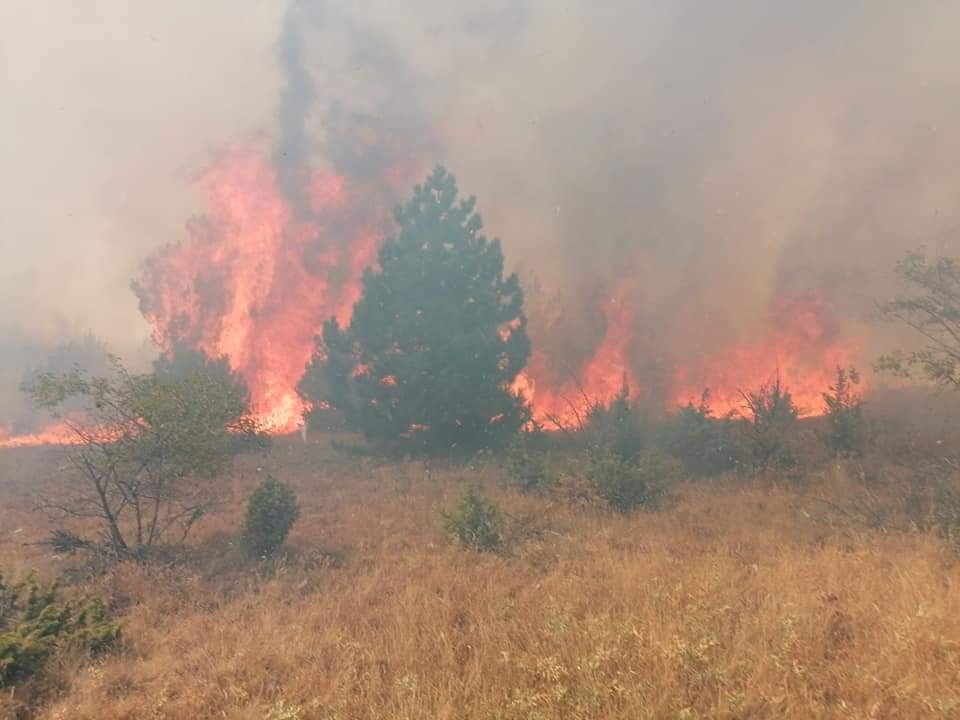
[302,167,530,453]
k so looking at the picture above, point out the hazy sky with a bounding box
[3,1,960,419]
[1,2,284,350]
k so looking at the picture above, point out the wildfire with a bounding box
[134,146,406,433]
[4,148,866,447]
[515,291,865,428]
[515,291,639,428]
[0,420,83,449]
[671,293,865,417]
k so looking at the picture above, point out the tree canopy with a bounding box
[301,166,531,454]
[877,250,960,388]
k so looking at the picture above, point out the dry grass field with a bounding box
[2,436,960,719]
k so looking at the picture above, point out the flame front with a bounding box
[135,147,401,433]
[671,293,865,416]
[516,290,864,426]
[139,150,865,435]
[515,291,639,427]
[0,421,83,449]
[6,148,866,446]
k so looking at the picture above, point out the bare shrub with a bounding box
[877,250,960,387]
[902,460,960,544]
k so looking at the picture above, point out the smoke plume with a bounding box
[4,1,960,431]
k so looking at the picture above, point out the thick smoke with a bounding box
[4,1,960,428]
[1,0,284,427]
[274,0,318,219]
[433,1,960,399]
[252,0,960,404]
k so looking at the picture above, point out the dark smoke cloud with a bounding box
[276,1,439,183]
[4,0,960,427]
[430,1,960,394]
[273,0,318,218]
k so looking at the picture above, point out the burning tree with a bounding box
[25,357,263,558]
[301,166,531,454]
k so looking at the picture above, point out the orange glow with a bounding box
[0,421,82,449]
[135,145,410,433]
[2,146,864,446]
[515,290,639,428]
[516,291,864,427]
[671,293,865,417]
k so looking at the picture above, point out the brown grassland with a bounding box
[2,433,960,719]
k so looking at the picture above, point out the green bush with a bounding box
[443,490,504,551]
[739,376,800,471]
[661,391,740,476]
[589,449,676,512]
[25,355,266,558]
[0,573,120,688]
[243,476,300,557]
[505,430,553,493]
[584,377,645,463]
[821,366,868,457]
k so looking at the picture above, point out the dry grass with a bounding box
[2,439,960,719]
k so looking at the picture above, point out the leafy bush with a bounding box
[26,356,265,558]
[243,476,300,557]
[588,448,676,512]
[505,429,553,493]
[661,391,740,476]
[821,365,868,457]
[0,573,120,688]
[443,490,504,551]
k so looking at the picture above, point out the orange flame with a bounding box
[0,420,83,449]
[515,290,639,427]
[135,146,407,433]
[671,293,866,417]
[516,291,865,427]
[3,144,866,446]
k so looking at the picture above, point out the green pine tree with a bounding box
[302,166,530,454]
